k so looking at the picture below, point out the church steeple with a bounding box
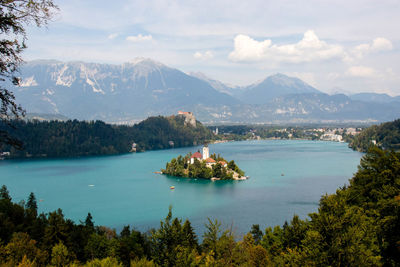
[202,145,209,160]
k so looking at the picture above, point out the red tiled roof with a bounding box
[218,161,227,165]
[191,152,202,158]
[205,158,216,163]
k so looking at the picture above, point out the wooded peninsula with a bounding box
[0,113,212,158]
[349,118,400,152]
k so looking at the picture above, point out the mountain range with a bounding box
[10,58,400,124]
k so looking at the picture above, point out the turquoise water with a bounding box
[0,140,363,236]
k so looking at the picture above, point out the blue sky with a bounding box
[24,0,400,95]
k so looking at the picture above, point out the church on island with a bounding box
[162,144,247,180]
[189,145,227,167]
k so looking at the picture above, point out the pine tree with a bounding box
[26,192,37,213]
[250,224,263,245]
[182,220,198,249]
[0,184,11,201]
[85,212,94,229]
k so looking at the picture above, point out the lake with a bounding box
[0,140,363,236]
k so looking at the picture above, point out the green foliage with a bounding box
[15,255,38,267]
[260,226,284,258]
[51,242,72,267]
[173,246,199,267]
[83,257,123,267]
[181,220,198,250]
[43,209,68,247]
[84,233,111,260]
[234,234,270,267]
[281,215,308,249]
[117,226,147,266]
[25,192,37,217]
[0,115,213,158]
[304,193,381,266]
[1,232,47,266]
[148,206,199,266]
[130,257,157,267]
[350,118,400,152]
[202,218,222,255]
[0,184,11,201]
[250,224,263,245]
[347,147,400,265]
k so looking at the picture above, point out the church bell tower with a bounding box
[202,145,209,160]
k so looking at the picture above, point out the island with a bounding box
[161,145,247,180]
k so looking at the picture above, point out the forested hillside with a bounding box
[0,115,213,158]
[0,147,399,266]
[349,119,400,152]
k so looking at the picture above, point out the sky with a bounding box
[24,0,400,95]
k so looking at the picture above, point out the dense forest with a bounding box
[162,153,245,180]
[0,115,213,158]
[1,147,399,266]
[349,119,400,152]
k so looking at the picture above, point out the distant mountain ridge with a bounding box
[239,73,321,104]
[349,93,400,103]
[9,58,400,124]
[13,58,238,122]
[188,71,240,96]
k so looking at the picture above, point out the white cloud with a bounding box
[371,37,393,51]
[353,37,393,59]
[229,30,345,63]
[126,34,153,42]
[347,66,376,77]
[108,33,119,39]
[228,35,271,62]
[193,50,214,60]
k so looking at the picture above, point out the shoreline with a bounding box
[1,138,351,161]
[160,172,249,181]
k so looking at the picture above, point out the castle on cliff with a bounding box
[177,111,196,127]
